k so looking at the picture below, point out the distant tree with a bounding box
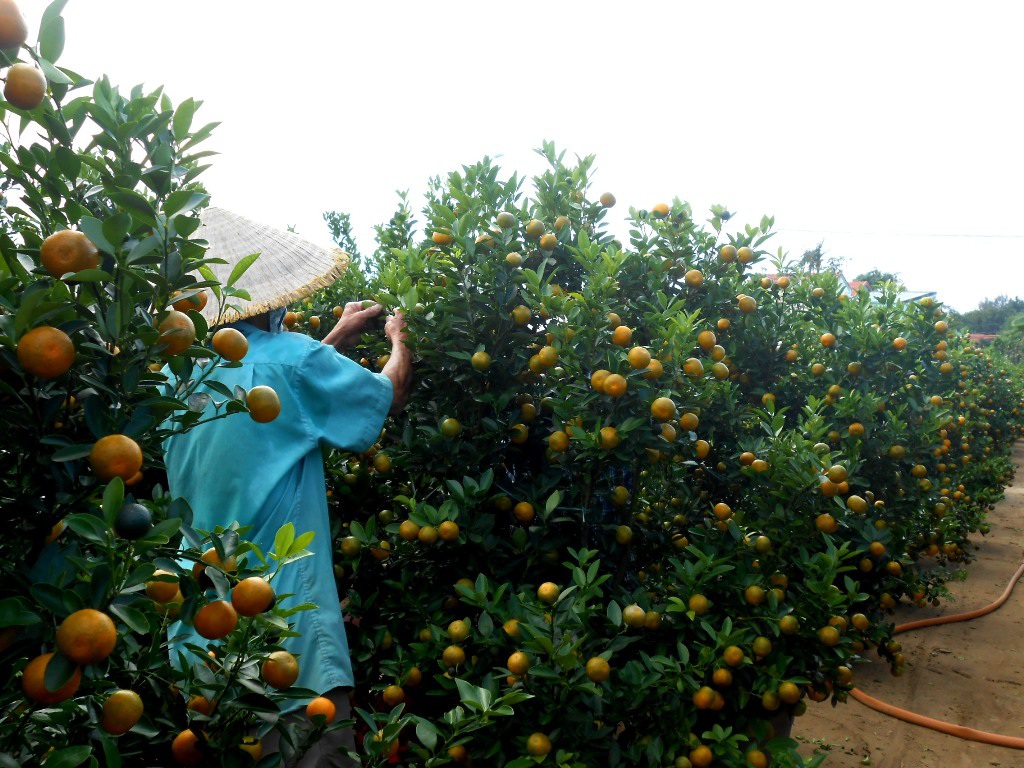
[824,253,846,273]
[324,210,363,261]
[797,241,844,274]
[993,312,1024,364]
[959,295,1024,334]
[854,269,902,287]
[373,190,415,258]
[798,241,825,272]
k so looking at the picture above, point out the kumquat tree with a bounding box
[0,2,341,767]
[291,144,1024,767]
[2,1,1024,767]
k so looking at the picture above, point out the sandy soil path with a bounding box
[795,441,1024,768]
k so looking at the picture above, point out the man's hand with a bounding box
[322,300,383,350]
[384,309,408,345]
[381,310,412,413]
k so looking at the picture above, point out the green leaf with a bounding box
[177,522,201,550]
[454,678,492,712]
[279,551,314,567]
[109,602,150,635]
[92,566,116,609]
[477,468,494,492]
[43,651,79,696]
[109,189,157,228]
[276,600,316,617]
[477,610,494,638]
[180,120,221,152]
[544,490,561,515]
[50,444,93,462]
[198,264,220,298]
[63,268,112,283]
[226,252,260,288]
[0,597,42,628]
[126,235,161,265]
[64,513,109,545]
[101,478,125,527]
[40,0,70,32]
[37,746,91,768]
[54,145,80,179]
[30,583,67,615]
[187,393,210,412]
[445,479,464,501]
[164,191,209,218]
[38,14,65,64]
[201,380,234,399]
[172,98,196,142]
[123,563,157,589]
[102,212,132,249]
[77,217,115,255]
[495,689,534,707]
[134,517,182,548]
[414,720,440,752]
[288,531,315,557]
[271,523,295,560]
[99,734,122,768]
[38,57,72,86]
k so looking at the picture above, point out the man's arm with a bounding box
[381,311,412,414]
[322,300,382,350]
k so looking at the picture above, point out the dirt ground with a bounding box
[795,441,1024,767]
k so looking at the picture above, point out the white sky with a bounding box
[23,1,1024,313]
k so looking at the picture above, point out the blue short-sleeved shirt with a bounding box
[163,322,393,701]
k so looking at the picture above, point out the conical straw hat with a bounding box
[196,207,349,324]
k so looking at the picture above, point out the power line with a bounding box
[775,228,1024,240]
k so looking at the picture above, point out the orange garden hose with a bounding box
[848,555,1024,748]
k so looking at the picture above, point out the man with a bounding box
[163,208,412,766]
